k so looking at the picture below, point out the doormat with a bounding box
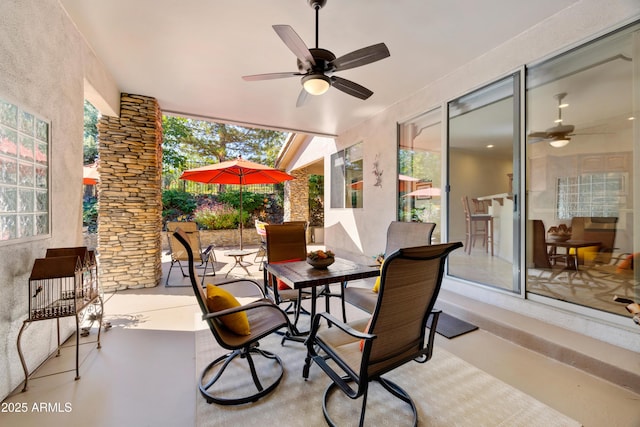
[428,312,478,339]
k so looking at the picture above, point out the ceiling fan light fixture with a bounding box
[549,137,570,148]
[302,73,331,95]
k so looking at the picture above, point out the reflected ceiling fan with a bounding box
[528,93,575,148]
[242,0,390,107]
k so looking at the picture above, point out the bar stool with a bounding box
[462,196,493,255]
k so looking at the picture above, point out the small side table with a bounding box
[224,249,258,277]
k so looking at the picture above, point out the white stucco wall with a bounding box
[0,0,119,399]
[317,0,640,350]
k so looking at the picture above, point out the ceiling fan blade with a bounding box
[296,88,309,108]
[528,131,549,139]
[331,76,373,100]
[546,124,575,135]
[273,25,315,68]
[242,72,303,81]
[332,43,390,71]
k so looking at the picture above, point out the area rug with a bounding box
[194,328,581,427]
[428,311,479,339]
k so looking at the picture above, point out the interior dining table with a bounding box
[264,257,380,338]
[546,239,601,270]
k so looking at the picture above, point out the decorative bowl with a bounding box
[547,224,571,242]
[307,250,335,269]
[307,257,335,269]
[547,234,571,242]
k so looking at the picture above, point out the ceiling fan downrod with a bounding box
[308,0,326,49]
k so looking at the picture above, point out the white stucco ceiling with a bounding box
[60,0,580,136]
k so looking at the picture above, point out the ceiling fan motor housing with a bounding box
[308,0,327,10]
[297,48,336,73]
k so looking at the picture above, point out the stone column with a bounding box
[97,94,163,291]
[284,168,309,222]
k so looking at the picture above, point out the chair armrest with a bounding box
[307,312,376,342]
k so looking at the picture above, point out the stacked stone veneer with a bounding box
[97,94,163,291]
[284,168,309,222]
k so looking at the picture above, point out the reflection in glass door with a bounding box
[447,73,521,293]
[525,23,638,318]
[398,108,442,242]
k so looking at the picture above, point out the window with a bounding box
[556,173,625,219]
[330,142,363,208]
[0,97,49,242]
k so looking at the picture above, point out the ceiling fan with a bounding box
[528,92,575,147]
[242,0,390,107]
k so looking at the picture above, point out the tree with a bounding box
[168,118,286,166]
[83,100,99,164]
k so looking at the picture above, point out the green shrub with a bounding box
[162,189,196,221]
[217,190,266,214]
[83,197,98,232]
[193,203,249,230]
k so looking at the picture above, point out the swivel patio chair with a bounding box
[340,221,435,320]
[303,242,463,426]
[173,228,292,405]
[165,221,216,286]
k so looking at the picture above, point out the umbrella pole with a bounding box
[239,186,243,250]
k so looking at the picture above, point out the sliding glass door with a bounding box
[447,73,521,293]
[525,23,639,317]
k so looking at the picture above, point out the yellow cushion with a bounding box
[206,284,251,336]
[568,246,598,264]
[372,258,385,293]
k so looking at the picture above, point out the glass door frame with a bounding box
[444,69,524,295]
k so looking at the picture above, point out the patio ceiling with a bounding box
[60,0,579,136]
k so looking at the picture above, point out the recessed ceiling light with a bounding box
[486,144,494,148]
[628,116,635,121]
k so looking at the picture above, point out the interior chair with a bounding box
[528,219,570,287]
[532,219,553,269]
[173,228,291,405]
[303,242,463,427]
[471,197,489,214]
[341,221,435,321]
[254,219,268,269]
[166,221,216,286]
[263,223,315,327]
[461,196,493,256]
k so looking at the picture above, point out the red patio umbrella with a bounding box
[83,164,100,185]
[179,157,295,249]
[403,187,441,198]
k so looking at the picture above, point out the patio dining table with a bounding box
[264,257,380,337]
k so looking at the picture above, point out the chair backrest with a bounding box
[385,221,435,254]
[167,221,202,261]
[255,219,268,241]
[173,228,250,347]
[265,223,307,263]
[172,228,209,315]
[283,220,308,230]
[570,217,618,264]
[471,198,489,213]
[461,196,472,219]
[364,242,462,378]
[532,219,552,268]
